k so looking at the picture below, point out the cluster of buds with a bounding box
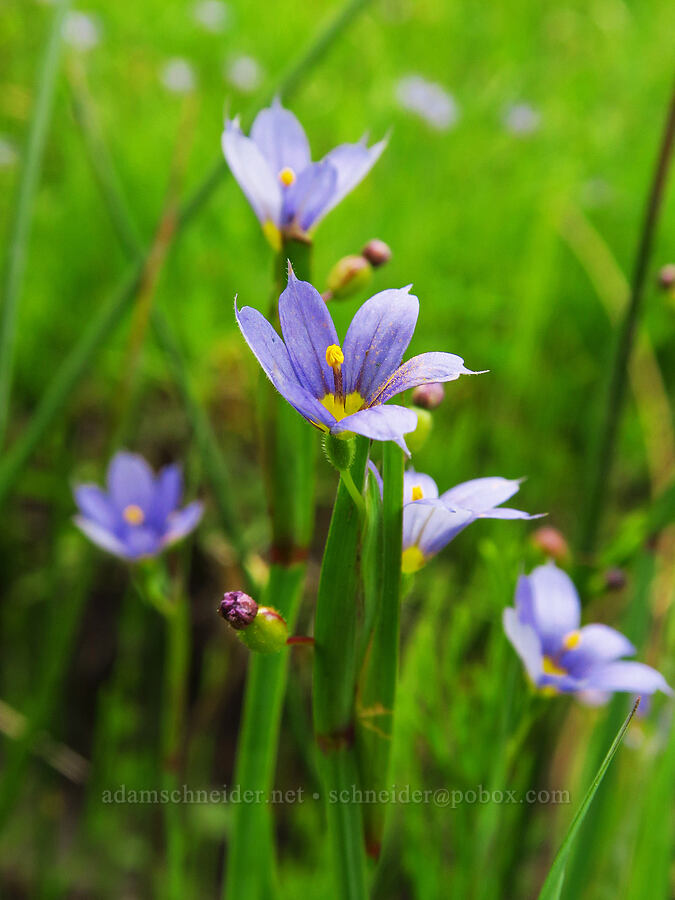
[324,239,393,301]
[219,591,288,653]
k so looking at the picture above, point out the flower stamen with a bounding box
[278,167,296,187]
[411,485,423,501]
[562,630,581,651]
[326,344,345,404]
[123,504,145,526]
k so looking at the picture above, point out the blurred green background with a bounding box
[1,0,674,896]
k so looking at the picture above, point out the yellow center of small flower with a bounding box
[325,344,344,368]
[542,656,566,677]
[401,546,426,574]
[123,504,145,526]
[278,167,296,187]
[562,630,581,650]
[411,485,423,501]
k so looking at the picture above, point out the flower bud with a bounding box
[325,255,372,300]
[657,264,675,292]
[361,239,392,268]
[405,407,433,454]
[219,591,258,629]
[604,567,627,591]
[411,382,444,410]
[531,526,569,563]
[238,606,289,654]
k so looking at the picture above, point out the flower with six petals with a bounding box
[236,269,478,455]
[73,451,203,561]
[503,562,671,699]
[222,98,386,247]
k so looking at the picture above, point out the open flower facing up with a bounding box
[369,467,538,573]
[73,452,203,561]
[222,98,386,247]
[236,269,478,455]
[503,562,672,700]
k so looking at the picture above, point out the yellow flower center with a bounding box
[278,167,296,187]
[325,344,344,368]
[562,630,581,650]
[123,504,145,526]
[411,485,423,501]
[542,656,566,677]
[401,546,426,574]
[320,391,364,422]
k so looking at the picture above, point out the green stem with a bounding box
[0,0,70,449]
[160,589,190,900]
[355,442,403,857]
[579,79,675,558]
[340,466,366,516]
[313,436,370,899]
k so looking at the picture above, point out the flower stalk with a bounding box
[355,441,404,858]
[313,435,370,899]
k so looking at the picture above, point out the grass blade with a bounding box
[0,0,71,447]
[538,698,640,900]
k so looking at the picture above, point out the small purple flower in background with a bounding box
[222,98,386,247]
[395,76,459,131]
[63,11,102,52]
[503,562,672,700]
[399,470,539,572]
[161,58,197,95]
[226,54,263,93]
[73,451,203,561]
[193,0,229,32]
[236,268,478,454]
[502,102,540,136]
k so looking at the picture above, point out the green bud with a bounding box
[238,606,289,654]
[322,431,356,471]
[405,407,433,454]
[326,255,373,300]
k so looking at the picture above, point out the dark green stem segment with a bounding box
[313,436,370,899]
[135,560,190,899]
[355,442,404,857]
[224,238,315,900]
[160,588,190,900]
[579,80,675,559]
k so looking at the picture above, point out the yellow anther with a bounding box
[325,344,344,368]
[123,504,145,526]
[563,630,581,651]
[411,485,423,501]
[278,167,296,186]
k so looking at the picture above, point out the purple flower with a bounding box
[400,469,539,572]
[73,451,203,561]
[222,98,386,246]
[366,465,539,572]
[236,269,479,455]
[503,562,672,699]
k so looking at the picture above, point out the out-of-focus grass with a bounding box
[1,0,674,896]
